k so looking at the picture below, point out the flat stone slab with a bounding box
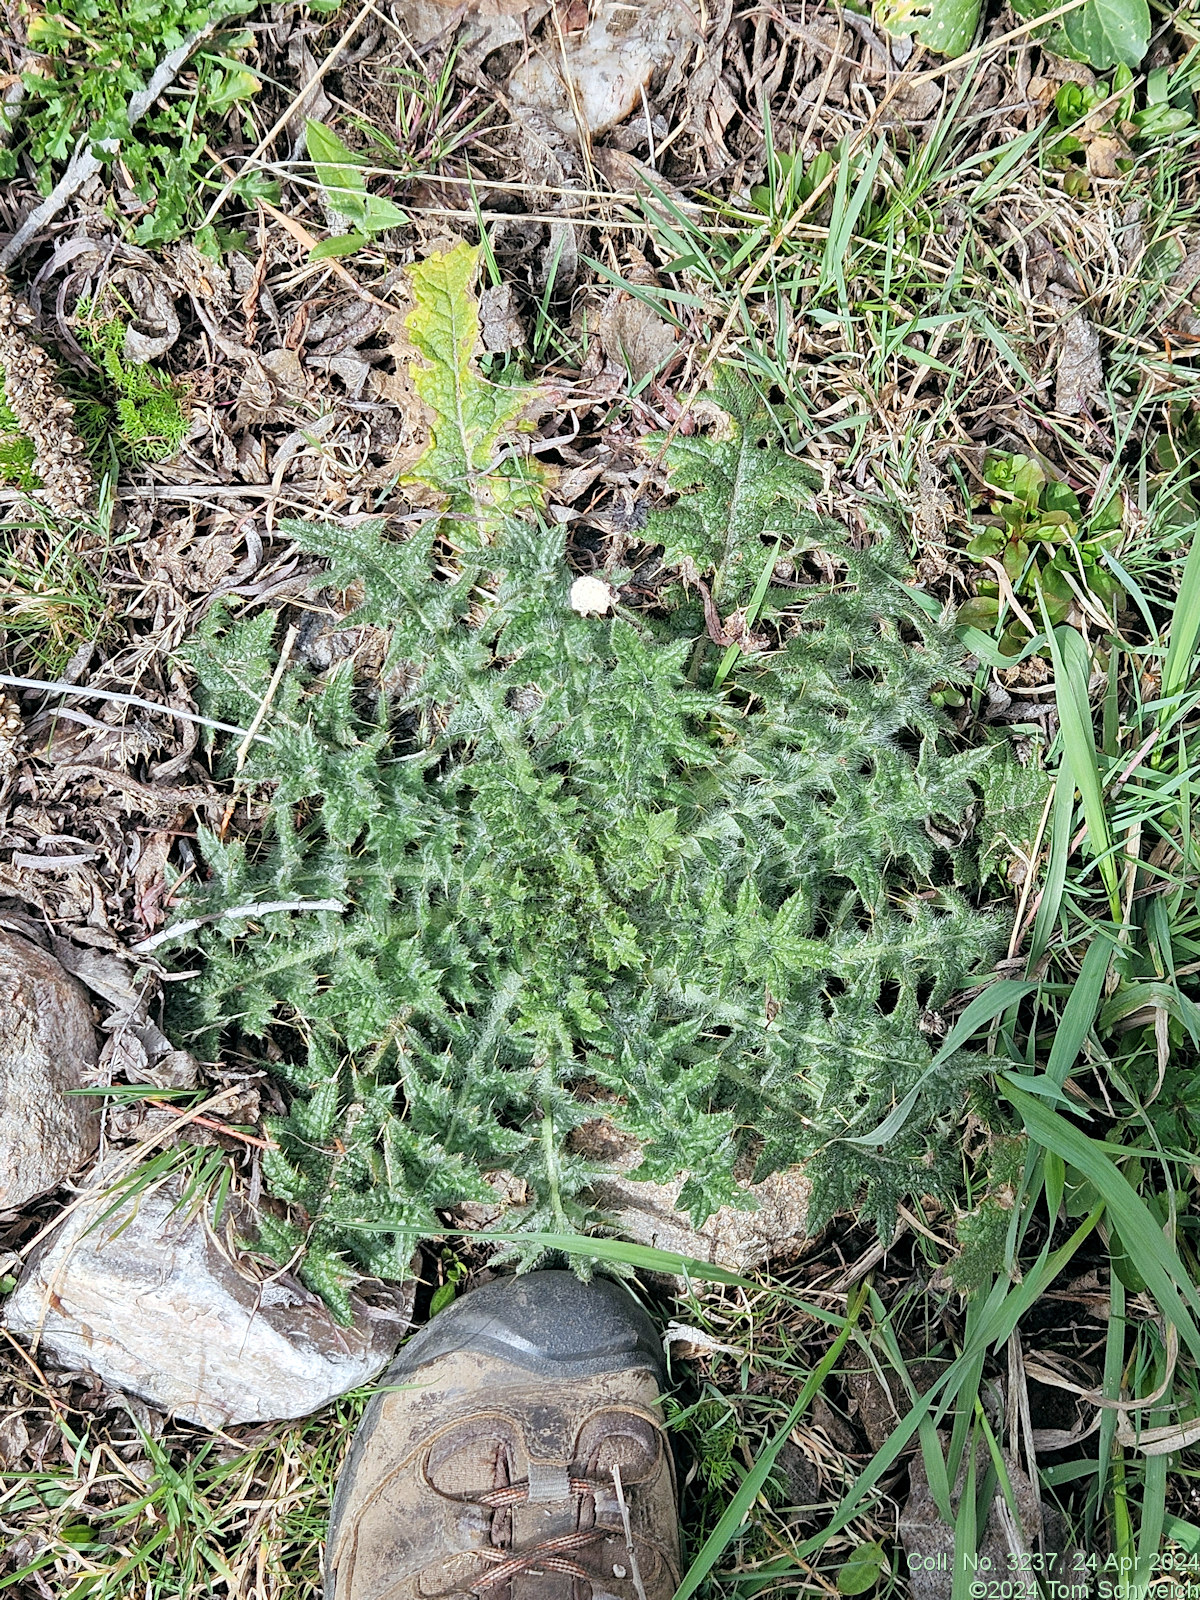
[6,1166,409,1429]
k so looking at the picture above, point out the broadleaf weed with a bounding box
[169,245,1043,1315]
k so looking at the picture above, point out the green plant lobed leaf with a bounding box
[170,248,1041,1319]
[403,243,545,542]
[1061,0,1150,69]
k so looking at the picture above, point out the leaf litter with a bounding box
[1,0,1199,1591]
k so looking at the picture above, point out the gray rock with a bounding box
[900,1448,1077,1600]
[1055,315,1104,417]
[457,1118,813,1275]
[590,1162,812,1274]
[5,1167,410,1428]
[0,929,100,1209]
[480,283,527,355]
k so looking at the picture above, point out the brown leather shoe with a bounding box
[326,1271,680,1600]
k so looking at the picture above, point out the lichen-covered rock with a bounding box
[0,929,100,1208]
[5,1167,410,1428]
[572,1116,812,1272]
[457,1118,813,1275]
[588,1163,813,1274]
[899,1448,1074,1599]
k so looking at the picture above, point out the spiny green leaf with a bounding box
[644,371,824,613]
[173,311,1021,1314]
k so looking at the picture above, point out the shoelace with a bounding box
[474,1478,595,1509]
[462,1473,637,1594]
[468,1529,600,1591]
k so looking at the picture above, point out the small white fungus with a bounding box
[569,575,615,616]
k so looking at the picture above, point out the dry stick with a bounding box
[0,1326,66,1416]
[197,0,376,231]
[144,1096,273,1150]
[265,163,651,207]
[0,21,221,270]
[0,671,267,742]
[550,0,599,198]
[610,1465,649,1600]
[235,622,298,771]
[130,897,346,954]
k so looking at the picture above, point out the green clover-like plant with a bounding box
[956,454,1123,655]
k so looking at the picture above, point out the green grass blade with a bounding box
[950,1431,979,1600]
[1161,519,1200,705]
[1162,1516,1200,1552]
[1043,616,1121,918]
[968,122,1045,205]
[1003,1080,1200,1359]
[1046,931,1113,1084]
[673,1285,869,1600]
[945,1294,990,1487]
[845,979,1034,1147]
[340,1225,761,1287]
[1135,1435,1168,1597]
[867,1287,953,1523]
[793,1207,1102,1563]
[714,535,780,689]
[1027,770,1075,966]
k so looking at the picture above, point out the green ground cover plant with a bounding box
[8,0,262,244]
[956,452,1124,651]
[73,311,190,465]
[166,245,1041,1319]
[0,312,188,490]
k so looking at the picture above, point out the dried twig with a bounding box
[0,1326,66,1415]
[236,622,298,772]
[144,1097,273,1150]
[0,672,266,742]
[131,898,345,954]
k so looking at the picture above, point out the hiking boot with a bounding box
[326,1271,680,1600]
